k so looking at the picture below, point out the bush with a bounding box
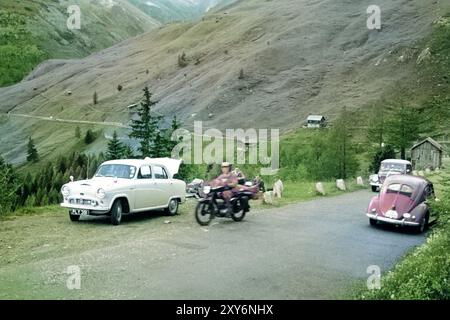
[177,51,188,67]
[84,129,96,144]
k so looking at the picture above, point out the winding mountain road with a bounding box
[0,190,426,299]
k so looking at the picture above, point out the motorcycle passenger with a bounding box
[232,167,246,185]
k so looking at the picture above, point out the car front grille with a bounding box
[69,198,94,206]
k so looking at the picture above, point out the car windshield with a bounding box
[385,183,414,197]
[95,164,136,179]
[380,163,405,172]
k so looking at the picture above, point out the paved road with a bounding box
[0,190,426,299]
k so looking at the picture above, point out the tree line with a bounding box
[0,87,187,215]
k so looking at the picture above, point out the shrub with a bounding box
[177,51,188,67]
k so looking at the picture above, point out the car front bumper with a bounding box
[366,213,420,226]
[61,202,111,215]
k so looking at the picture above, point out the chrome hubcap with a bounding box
[117,205,122,220]
[169,200,177,212]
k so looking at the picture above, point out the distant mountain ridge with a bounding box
[127,0,236,23]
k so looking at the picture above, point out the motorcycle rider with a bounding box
[213,162,238,216]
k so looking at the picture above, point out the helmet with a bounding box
[221,162,231,168]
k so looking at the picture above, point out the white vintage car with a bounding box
[60,158,186,225]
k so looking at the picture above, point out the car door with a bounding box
[152,165,172,207]
[134,165,159,210]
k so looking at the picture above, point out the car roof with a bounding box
[381,159,412,165]
[100,158,182,177]
[102,159,155,167]
[384,174,431,188]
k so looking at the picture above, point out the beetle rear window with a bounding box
[385,183,414,197]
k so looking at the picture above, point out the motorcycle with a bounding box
[194,182,260,226]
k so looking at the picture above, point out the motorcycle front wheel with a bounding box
[195,202,214,226]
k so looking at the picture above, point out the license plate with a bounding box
[71,209,89,216]
[385,210,398,219]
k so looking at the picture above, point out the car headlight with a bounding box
[97,188,106,199]
[369,175,379,182]
[203,186,211,194]
[61,185,70,197]
[403,213,411,219]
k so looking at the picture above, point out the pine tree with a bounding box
[129,87,162,157]
[93,91,98,105]
[0,157,19,215]
[167,115,183,157]
[238,68,245,79]
[26,137,39,163]
[122,145,135,159]
[106,131,125,160]
[385,99,425,159]
[84,129,95,144]
[367,103,386,148]
[153,115,183,158]
[328,108,359,179]
[75,126,81,139]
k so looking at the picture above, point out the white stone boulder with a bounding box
[357,176,364,186]
[263,191,274,205]
[315,182,326,196]
[336,179,346,191]
[273,179,284,198]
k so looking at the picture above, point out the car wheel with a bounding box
[110,200,123,226]
[69,211,80,222]
[371,186,378,192]
[165,199,179,216]
[369,218,377,226]
[417,213,429,233]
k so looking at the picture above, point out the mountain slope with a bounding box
[0,0,160,86]
[0,0,444,164]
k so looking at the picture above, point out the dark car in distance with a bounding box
[366,175,436,233]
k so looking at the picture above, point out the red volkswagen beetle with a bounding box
[366,175,435,233]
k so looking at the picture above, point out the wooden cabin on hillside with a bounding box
[411,137,443,170]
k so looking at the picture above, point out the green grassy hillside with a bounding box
[0,0,159,86]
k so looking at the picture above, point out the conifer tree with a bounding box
[106,131,125,160]
[129,87,162,157]
[26,137,39,163]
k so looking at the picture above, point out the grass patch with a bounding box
[354,226,450,300]
[257,179,366,208]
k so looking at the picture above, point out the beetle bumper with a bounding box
[366,213,420,226]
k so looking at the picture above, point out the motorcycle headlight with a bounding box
[203,186,211,195]
[97,188,106,199]
[61,185,70,197]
